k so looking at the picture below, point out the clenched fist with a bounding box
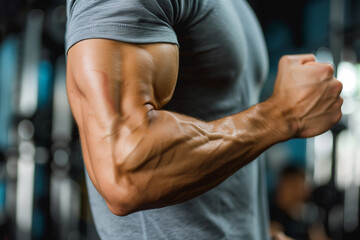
[269,54,343,138]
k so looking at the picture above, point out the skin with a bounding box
[66,39,343,216]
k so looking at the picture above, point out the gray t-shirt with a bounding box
[66,0,270,239]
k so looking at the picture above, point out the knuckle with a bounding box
[334,112,342,124]
[339,96,344,105]
[329,79,343,93]
[307,54,316,61]
[334,98,342,110]
[332,96,343,109]
[301,54,316,64]
[324,64,335,76]
[331,79,343,95]
[336,80,343,93]
[279,55,291,65]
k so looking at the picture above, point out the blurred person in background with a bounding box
[65,0,343,239]
[270,165,331,240]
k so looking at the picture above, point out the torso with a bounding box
[164,0,268,120]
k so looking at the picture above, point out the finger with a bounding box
[297,54,316,65]
[331,78,343,95]
[278,54,316,67]
[304,62,335,79]
[329,96,343,111]
[317,63,335,78]
[322,78,343,96]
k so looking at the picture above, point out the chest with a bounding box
[164,0,268,118]
[175,0,268,87]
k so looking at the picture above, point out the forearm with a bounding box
[81,96,293,215]
[129,101,290,202]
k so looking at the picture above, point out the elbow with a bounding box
[99,175,142,217]
[92,132,153,216]
[106,200,133,217]
[104,190,138,217]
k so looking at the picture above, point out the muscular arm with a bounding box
[66,39,342,216]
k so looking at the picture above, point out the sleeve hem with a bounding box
[66,23,179,54]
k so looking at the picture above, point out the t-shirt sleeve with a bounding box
[65,0,179,53]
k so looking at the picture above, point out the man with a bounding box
[65,0,342,239]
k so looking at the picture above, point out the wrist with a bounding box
[260,96,299,141]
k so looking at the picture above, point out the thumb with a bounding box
[278,54,315,66]
[297,54,316,65]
